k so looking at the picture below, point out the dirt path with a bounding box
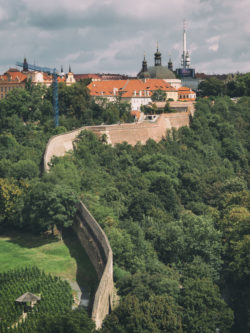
[67,279,90,309]
[11,312,27,328]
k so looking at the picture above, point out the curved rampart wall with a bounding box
[44,111,191,171]
[44,131,114,329]
[43,110,192,327]
[73,202,113,329]
[44,125,106,172]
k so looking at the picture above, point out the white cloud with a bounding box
[207,36,220,52]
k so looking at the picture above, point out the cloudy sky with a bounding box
[0,0,249,75]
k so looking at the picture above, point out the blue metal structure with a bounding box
[16,61,60,127]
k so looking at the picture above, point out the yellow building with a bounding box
[0,68,27,99]
[0,63,76,100]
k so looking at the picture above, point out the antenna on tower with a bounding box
[183,18,187,31]
[181,18,190,68]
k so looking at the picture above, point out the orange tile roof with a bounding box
[88,80,127,96]
[0,68,67,86]
[57,76,66,82]
[88,79,177,98]
[178,86,195,94]
[0,69,27,83]
[131,110,141,120]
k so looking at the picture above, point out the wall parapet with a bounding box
[73,201,113,329]
[44,132,114,329]
[43,109,194,171]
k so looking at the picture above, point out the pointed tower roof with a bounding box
[23,57,28,72]
[168,56,173,71]
[137,54,150,79]
[154,42,162,66]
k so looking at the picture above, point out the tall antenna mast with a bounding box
[181,19,190,69]
[183,19,187,56]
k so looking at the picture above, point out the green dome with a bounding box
[138,70,151,79]
[148,66,176,79]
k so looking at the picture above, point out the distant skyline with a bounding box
[0,0,249,75]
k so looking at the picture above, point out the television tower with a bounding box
[181,20,191,69]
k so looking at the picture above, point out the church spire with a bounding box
[23,57,28,72]
[154,42,162,66]
[168,55,173,71]
[137,53,150,80]
[142,53,148,72]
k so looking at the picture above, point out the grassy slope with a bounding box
[0,229,97,290]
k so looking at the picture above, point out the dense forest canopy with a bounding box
[0,80,249,332]
[198,73,250,98]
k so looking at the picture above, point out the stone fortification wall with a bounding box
[43,109,193,328]
[43,125,106,172]
[72,202,113,329]
[44,111,192,171]
[165,111,191,129]
[44,135,114,329]
[169,101,195,114]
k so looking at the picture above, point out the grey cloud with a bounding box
[22,3,129,30]
[0,0,249,74]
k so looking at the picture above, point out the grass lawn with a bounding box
[0,228,98,291]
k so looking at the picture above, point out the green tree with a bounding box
[37,309,95,333]
[164,101,175,112]
[226,73,250,97]
[117,269,180,301]
[0,85,47,122]
[101,294,182,333]
[24,182,78,234]
[198,77,224,97]
[0,177,26,228]
[180,278,234,333]
[11,159,39,180]
[149,174,180,217]
[151,89,167,102]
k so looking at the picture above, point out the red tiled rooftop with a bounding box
[0,69,27,83]
[88,79,177,98]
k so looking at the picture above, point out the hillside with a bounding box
[0,80,249,332]
[47,97,249,333]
